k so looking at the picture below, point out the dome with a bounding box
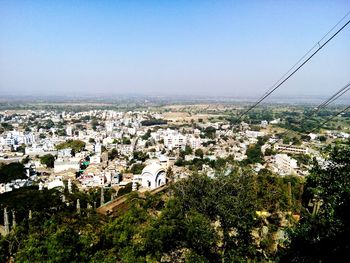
[140,161,167,189]
[141,162,165,177]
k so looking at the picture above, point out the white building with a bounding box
[95,143,102,154]
[188,136,201,149]
[105,122,114,133]
[134,161,166,189]
[54,157,81,173]
[90,155,101,164]
[25,145,57,157]
[261,120,268,127]
[245,130,264,138]
[163,129,186,150]
[274,154,298,175]
[47,178,65,190]
[275,144,308,155]
[0,131,35,146]
[58,148,72,157]
[66,126,73,137]
[270,119,280,124]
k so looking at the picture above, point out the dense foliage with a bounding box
[40,154,55,168]
[0,163,26,183]
[282,142,350,262]
[141,119,167,126]
[130,163,145,175]
[0,143,349,262]
[55,139,86,152]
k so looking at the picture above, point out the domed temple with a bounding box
[139,162,166,189]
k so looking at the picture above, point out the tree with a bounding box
[45,119,55,129]
[264,148,275,156]
[122,137,131,145]
[184,145,193,155]
[91,118,99,131]
[141,129,151,140]
[166,167,174,182]
[108,148,118,160]
[0,163,26,183]
[184,211,218,259]
[284,143,350,262]
[283,136,292,145]
[1,123,13,131]
[40,154,55,168]
[16,144,26,154]
[194,148,204,159]
[133,151,148,162]
[301,134,311,141]
[130,163,145,174]
[56,140,86,152]
[245,144,263,164]
[292,136,301,146]
[57,129,66,136]
[175,158,185,166]
[203,127,216,139]
[21,155,30,164]
[171,172,260,261]
[319,135,327,142]
[141,119,167,126]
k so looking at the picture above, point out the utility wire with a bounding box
[298,81,350,133]
[255,10,350,104]
[308,105,350,133]
[236,13,350,123]
[270,81,350,143]
[310,82,350,115]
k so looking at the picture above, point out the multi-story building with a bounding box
[275,144,308,154]
[274,154,298,175]
[188,136,202,149]
[163,130,187,150]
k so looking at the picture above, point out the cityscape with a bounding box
[1,1,350,262]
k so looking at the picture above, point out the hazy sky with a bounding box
[0,0,349,98]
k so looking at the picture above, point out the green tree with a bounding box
[184,145,193,155]
[141,129,151,140]
[0,163,26,183]
[40,154,55,168]
[319,135,327,142]
[108,148,118,160]
[91,118,99,131]
[133,151,148,162]
[203,127,216,139]
[130,163,145,174]
[194,148,204,159]
[56,140,86,152]
[45,119,55,129]
[245,144,263,164]
[284,143,350,262]
[1,122,13,131]
[122,137,131,145]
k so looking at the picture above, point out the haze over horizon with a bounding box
[1,1,349,99]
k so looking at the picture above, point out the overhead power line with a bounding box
[297,81,350,133]
[255,10,350,105]
[236,12,350,123]
[310,81,350,115]
[268,81,350,140]
[308,105,350,133]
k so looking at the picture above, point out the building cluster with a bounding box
[1,108,346,196]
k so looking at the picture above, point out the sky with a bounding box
[0,0,349,99]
